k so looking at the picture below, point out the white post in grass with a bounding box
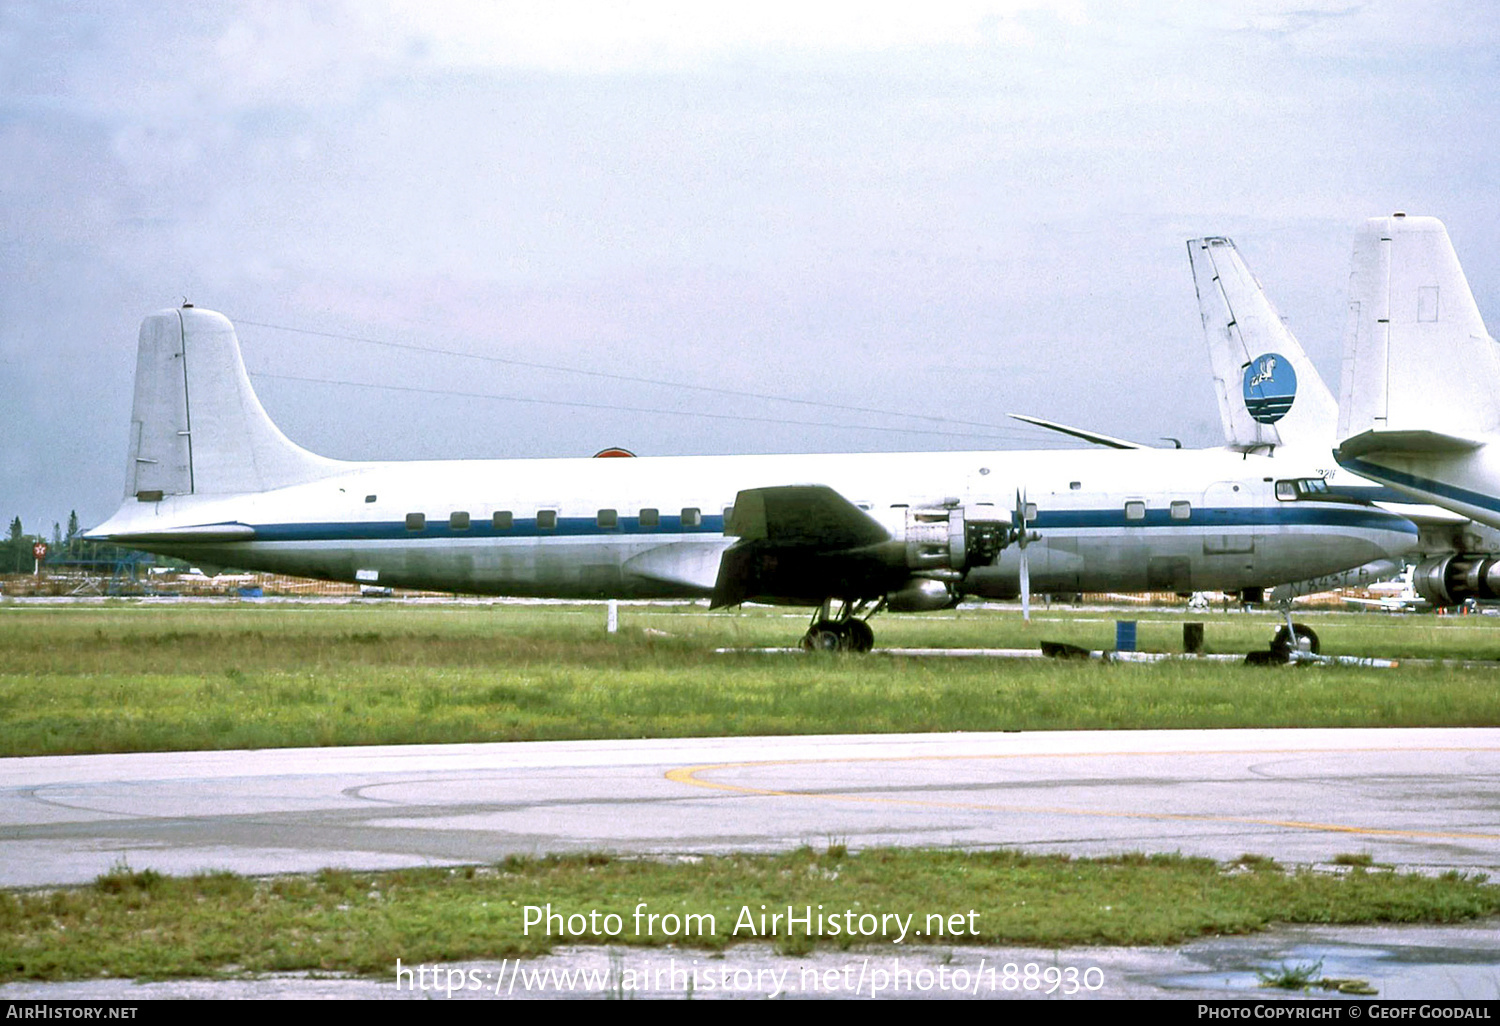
[607,599,619,634]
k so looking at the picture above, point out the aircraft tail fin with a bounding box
[1339,214,1500,443]
[124,306,339,500]
[1188,236,1339,452]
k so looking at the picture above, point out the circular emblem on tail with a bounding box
[1242,353,1297,424]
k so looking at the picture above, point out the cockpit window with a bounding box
[1276,478,1332,501]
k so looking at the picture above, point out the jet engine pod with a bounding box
[1412,554,1500,606]
[886,578,959,612]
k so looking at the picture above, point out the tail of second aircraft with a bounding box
[1188,236,1339,453]
[1338,214,1500,450]
[122,305,340,502]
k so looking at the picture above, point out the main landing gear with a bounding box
[800,598,882,653]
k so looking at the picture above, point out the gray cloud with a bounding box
[4,1,1499,531]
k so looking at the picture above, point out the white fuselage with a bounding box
[93,446,1418,600]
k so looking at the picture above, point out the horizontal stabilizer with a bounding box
[1007,414,1145,449]
[1336,428,1484,459]
[96,523,257,544]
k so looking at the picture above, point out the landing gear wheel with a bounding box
[845,619,875,653]
[801,620,848,652]
[1270,623,1320,657]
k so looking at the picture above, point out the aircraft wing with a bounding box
[711,485,894,608]
[1007,414,1146,449]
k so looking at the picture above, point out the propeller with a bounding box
[1013,490,1035,622]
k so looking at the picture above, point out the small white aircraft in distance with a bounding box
[87,303,1417,650]
[1342,566,1428,613]
[1334,214,1500,606]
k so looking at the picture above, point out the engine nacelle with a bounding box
[1412,554,1500,606]
[885,578,960,612]
[900,507,1008,571]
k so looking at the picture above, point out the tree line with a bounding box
[2,512,146,573]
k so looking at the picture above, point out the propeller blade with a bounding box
[1019,544,1031,622]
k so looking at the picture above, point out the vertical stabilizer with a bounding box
[1339,215,1500,441]
[124,307,339,500]
[1188,237,1339,452]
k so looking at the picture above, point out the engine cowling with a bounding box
[900,507,1008,572]
[1412,554,1500,606]
[885,578,960,612]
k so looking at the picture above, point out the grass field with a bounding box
[3,600,1498,980]
[1,601,1498,756]
[4,850,1497,981]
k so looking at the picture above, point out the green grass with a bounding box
[1,603,1498,756]
[3,849,1495,981]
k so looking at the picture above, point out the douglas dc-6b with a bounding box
[87,304,1417,650]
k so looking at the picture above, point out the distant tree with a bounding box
[51,522,62,550]
[6,517,20,572]
[66,511,79,543]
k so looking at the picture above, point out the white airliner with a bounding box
[1184,233,1500,608]
[86,305,1417,650]
[1016,235,1413,613]
[1333,214,1500,606]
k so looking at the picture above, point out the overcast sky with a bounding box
[4,1,1499,534]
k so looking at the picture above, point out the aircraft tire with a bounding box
[1270,623,1320,656]
[802,621,847,652]
[845,619,875,653]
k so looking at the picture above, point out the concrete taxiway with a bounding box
[2,728,1498,887]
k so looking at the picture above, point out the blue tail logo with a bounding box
[1242,353,1296,424]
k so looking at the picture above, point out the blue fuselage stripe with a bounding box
[241,505,1414,543]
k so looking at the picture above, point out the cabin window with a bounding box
[1124,501,1146,521]
[596,509,618,529]
[1170,500,1191,520]
[449,511,470,530]
[1276,481,1298,501]
[1024,503,1037,523]
[364,494,377,503]
[405,513,426,531]
[536,510,557,530]
[681,507,701,528]
[493,511,513,530]
[638,508,659,528]
[1069,481,1081,491]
